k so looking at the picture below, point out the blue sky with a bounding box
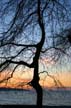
[0,0,71,81]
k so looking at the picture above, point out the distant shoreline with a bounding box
[0,87,30,91]
[0,86,71,91]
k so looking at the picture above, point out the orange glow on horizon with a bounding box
[0,69,71,89]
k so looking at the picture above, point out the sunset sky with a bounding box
[0,56,71,89]
[0,0,71,90]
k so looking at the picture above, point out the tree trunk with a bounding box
[30,0,45,106]
[36,83,43,107]
[31,77,43,108]
[31,61,43,107]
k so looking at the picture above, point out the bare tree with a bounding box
[0,0,71,107]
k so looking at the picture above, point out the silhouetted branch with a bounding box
[0,42,37,48]
[39,71,65,88]
[41,47,70,57]
[0,64,19,84]
[0,60,33,69]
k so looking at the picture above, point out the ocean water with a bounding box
[0,88,71,106]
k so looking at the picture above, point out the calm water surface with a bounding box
[0,88,71,106]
